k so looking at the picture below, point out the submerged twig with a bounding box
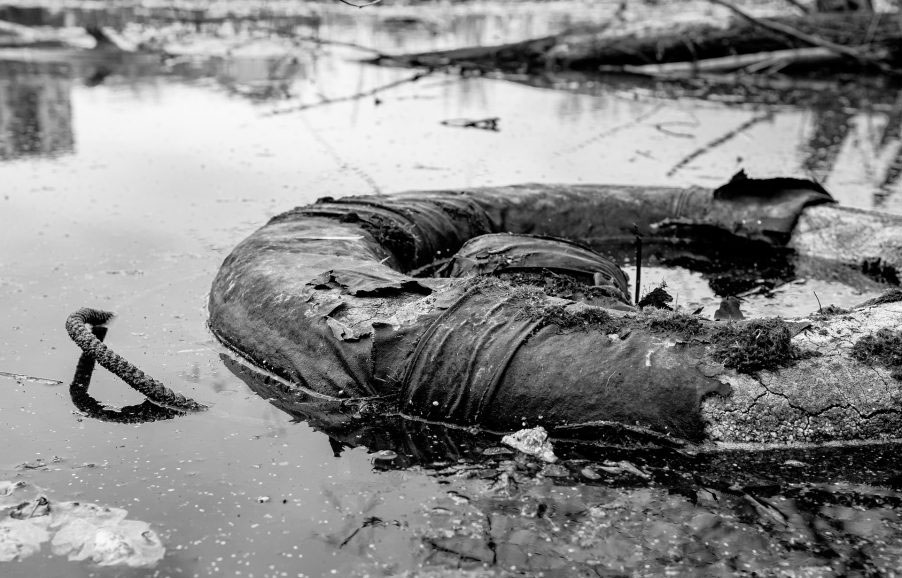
[268,70,435,115]
[0,371,63,386]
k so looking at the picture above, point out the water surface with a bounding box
[2,2,902,576]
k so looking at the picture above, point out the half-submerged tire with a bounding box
[209,178,902,445]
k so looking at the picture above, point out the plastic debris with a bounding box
[783,459,808,467]
[372,450,398,467]
[0,481,164,567]
[501,426,558,463]
[597,460,651,479]
[580,467,602,480]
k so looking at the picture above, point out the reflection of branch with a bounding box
[268,70,435,115]
[338,516,400,548]
[289,34,388,58]
[707,0,891,70]
[667,111,773,177]
[655,121,696,138]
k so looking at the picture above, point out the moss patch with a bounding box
[525,303,623,332]
[708,319,802,374]
[641,310,705,339]
[637,285,673,310]
[810,304,850,320]
[477,276,811,375]
[851,328,902,380]
[496,270,630,306]
[856,289,902,309]
[480,277,625,332]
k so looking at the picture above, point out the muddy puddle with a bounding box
[1,1,902,576]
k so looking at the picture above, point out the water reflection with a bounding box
[167,42,313,101]
[225,350,902,576]
[5,5,902,575]
[68,325,183,423]
[0,62,73,159]
[3,7,902,214]
[512,72,902,210]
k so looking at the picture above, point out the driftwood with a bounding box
[374,11,902,75]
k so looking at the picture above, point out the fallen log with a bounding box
[374,11,902,74]
[620,46,850,76]
[209,177,902,445]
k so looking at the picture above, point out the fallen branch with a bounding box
[708,0,893,70]
[370,34,560,70]
[374,8,902,76]
[622,46,848,76]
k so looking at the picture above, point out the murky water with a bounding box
[2,1,902,576]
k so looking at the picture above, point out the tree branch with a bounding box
[708,0,892,70]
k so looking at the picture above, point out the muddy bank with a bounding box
[209,181,902,445]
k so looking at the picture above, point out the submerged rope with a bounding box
[65,308,207,413]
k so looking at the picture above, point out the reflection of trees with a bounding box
[877,93,902,198]
[0,65,73,159]
[800,107,853,183]
[799,91,902,206]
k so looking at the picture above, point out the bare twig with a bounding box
[267,70,435,115]
[0,370,63,385]
[336,0,383,7]
[667,111,774,177]
[781,0,811,13]
[707,0,893,71]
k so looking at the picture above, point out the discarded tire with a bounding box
[209,176,902,445]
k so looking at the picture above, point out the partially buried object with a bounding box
[207,175,902,445]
